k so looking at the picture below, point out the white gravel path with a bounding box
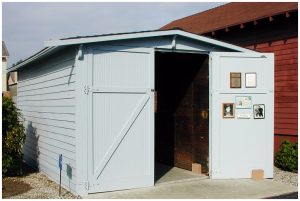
[273,166,298,187]
[3,171,77,199]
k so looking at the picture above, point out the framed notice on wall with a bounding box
[235,96,252,109]
[230,72,241,88]
[222,103,235,118]
[253,104,265,119]
[245,72,257,88]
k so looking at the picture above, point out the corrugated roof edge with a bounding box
[9,29,257,72]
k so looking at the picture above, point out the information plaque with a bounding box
[245,72,257,88]
[230,72,241,88]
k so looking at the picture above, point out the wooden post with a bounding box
[192,163,202,174]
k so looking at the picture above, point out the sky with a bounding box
[3,2,225,66]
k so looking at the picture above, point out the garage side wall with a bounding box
[17,46,78,194]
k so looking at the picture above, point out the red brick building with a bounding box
[161,2,298,152]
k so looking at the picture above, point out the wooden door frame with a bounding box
[154,49,211,175]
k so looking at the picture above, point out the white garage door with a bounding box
[210,52,274,179]
[87,46,154,193]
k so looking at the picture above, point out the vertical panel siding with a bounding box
[18,47,77,194]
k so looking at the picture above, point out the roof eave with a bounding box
[200,9,298,35]
[44,30,180,47]
[7,46,58,72]
[44,30,255,53]
[10,30,257,72]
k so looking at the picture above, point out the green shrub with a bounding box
[2,96,26,176]
[275,140,298,172]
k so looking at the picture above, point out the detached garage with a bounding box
[9,29,274,196]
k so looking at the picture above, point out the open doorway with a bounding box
[154,51,209,184]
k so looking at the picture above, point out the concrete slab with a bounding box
[84,179,298,199]
[155,163,207,184]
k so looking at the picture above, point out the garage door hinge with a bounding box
[84,85,90,95]
[85,181,89,190]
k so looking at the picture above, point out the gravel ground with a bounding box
[273,166,298,187]
[2,166,77,199]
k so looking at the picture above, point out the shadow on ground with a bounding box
[2,163,35,198]
[155,163,173,182]
[264,192,298,199]
[2,179,32,198]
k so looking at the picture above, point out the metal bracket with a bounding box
[78,44,84,60]
[171,35,177,50]
[84,85,90,95]
[84,181,89,190]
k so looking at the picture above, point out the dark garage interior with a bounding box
[154,51,210,182]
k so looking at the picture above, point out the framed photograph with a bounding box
[230,72,241,88]
[253,104,265,119]
[222,103,235,118]
[235,96,252,109]
[245,72,257,88]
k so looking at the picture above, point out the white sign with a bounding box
[245,73,257,88]
[235,96,252,109]
[236,113,251,119]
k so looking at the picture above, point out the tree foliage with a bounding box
[2,96,26,176]
[275,140,298,172]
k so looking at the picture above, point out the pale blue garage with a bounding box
[9,30,274,196]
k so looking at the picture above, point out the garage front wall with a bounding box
[13,30,274,196]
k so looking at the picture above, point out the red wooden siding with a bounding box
[246,37,298,150]
[160,3,298,154]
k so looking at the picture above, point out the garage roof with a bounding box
[9,29,255,72]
